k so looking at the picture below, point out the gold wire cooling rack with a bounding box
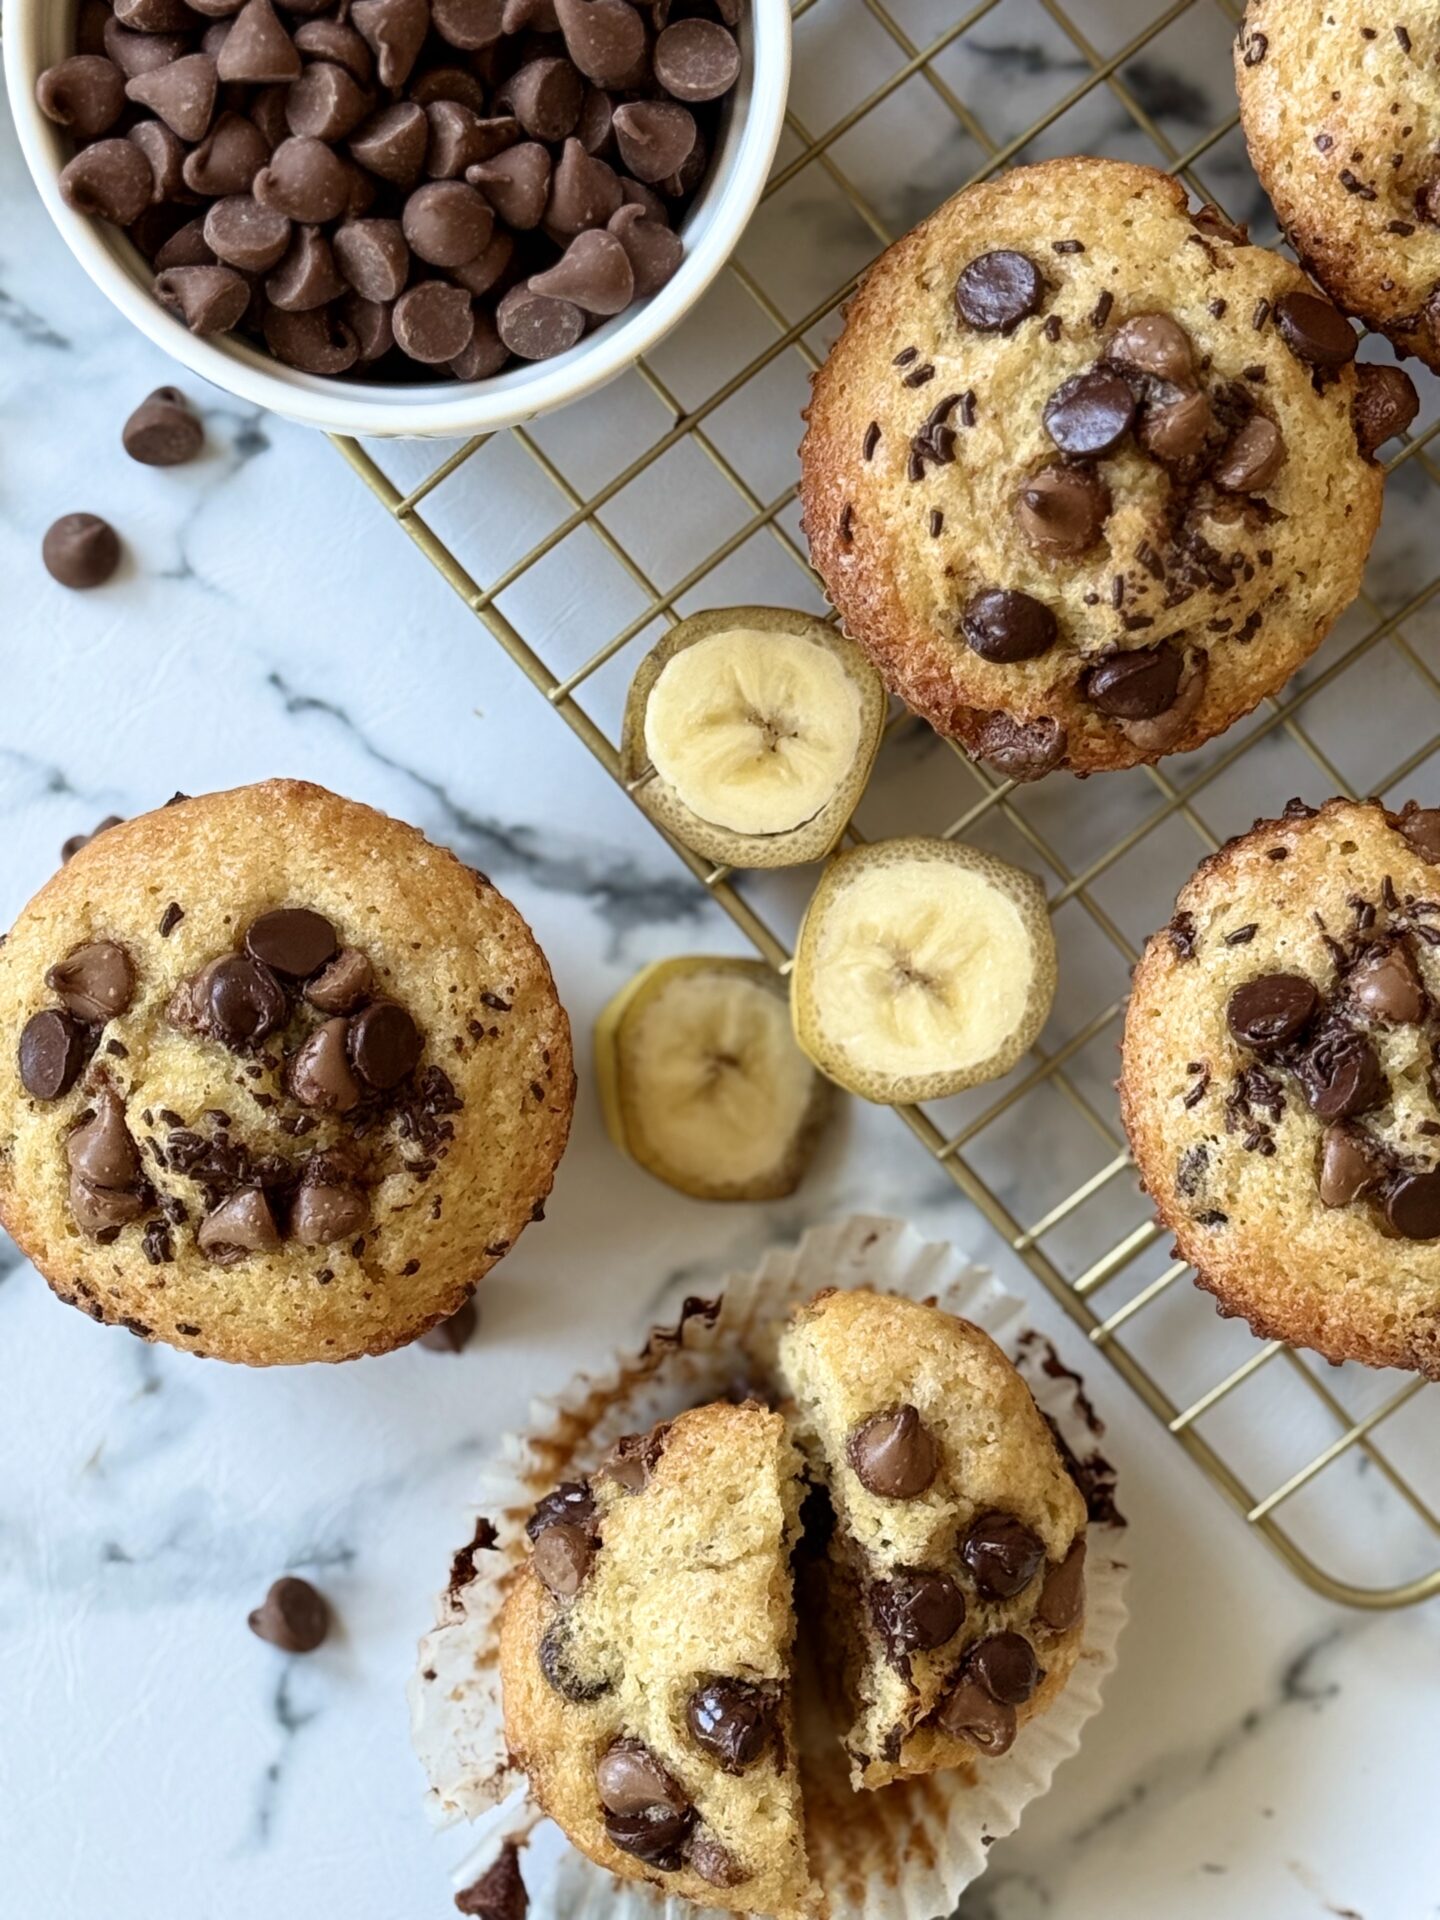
[332,0,1440,1607]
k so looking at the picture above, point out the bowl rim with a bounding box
[3,0,792,438]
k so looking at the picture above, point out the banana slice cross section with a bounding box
[792,838,1058,1104]
[596,957,834,1201]
[622,607,886,869]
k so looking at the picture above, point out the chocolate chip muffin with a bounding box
[1237,4,1440,375]
[499,1401,814,1919]
[0,781,573,1365]
[800,157,1407,779]
[1121,798,1440,1376]
[778,1289,1087,1789]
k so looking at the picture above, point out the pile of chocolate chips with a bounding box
[39,0,745,382]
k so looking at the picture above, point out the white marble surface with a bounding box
[4,1,1440,1915]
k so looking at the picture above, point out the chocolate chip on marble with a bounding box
[348,999,423,1087]
[255,136,353,224]
[352,0,430,88]
[432,0,506,48]
[333,217,410,301]
[102,20,191,82]
[936,1675,1016,1755]
[248,1575,329,1652]
[454,1843,528,1920]
[393,279,476,362]
[954,249,1044,332]
[847,1404,938,1499]
[267,225,347,310]
[467,142,552,229]
[530,228,634,314]
[19,1010,88,1101]
[870,1568,966,1658]
[1295,1023,1385,1121]
[686,1678,778,1772]
[43,513,121,590]
[204,193,292,271]
[47,942,135,1024]
[968,1631,1039,1705]
[1274,290,1357,368]
[1035,1535,1086,1632]
[597,1742,694,1866]
[1140,388,1213,463]
[291,1179,367,1246]
[1353,362,1420,458]
[555,0,648,89]
[611,100,695,185]
[547,136,623,233]
[688,1836,748,1890]
[654,17,740,100]
[532,1519,595,1597]
[1397,804,1440,865]
[1350,941,1426,1024]
[1083,643,1182,720]
[348,101,430,187]
[450,312,510,378]
[154,263,252,333]
[1212,414,1285,492]
[125,52,218,144]
[975,710,1066,782]
[183,111,269,197]
[496,281,584,359]
[1043,367,1136,457]
[1226,973,1319,1050]
[36,56,127,141]
[264,303,362,373]
[303,947,375,1014]
[67,1085,143,1192]
[502,55,584,142]
[1385,1168,1440,1241]
[607,203,682,296]
[60,140,155,226]
[1014,464,1109,556]
[1105,311,1194,385]
[198,1187,282,1261]
[599,1423,668,1492]
[403,179,494,267]
[285,60,372,143]
[1317,1123,1381,1208]
[417,1297,479,1352]
[287,1018,362,1112]
[961,587,1058,663]
[961,1510,1045,1598]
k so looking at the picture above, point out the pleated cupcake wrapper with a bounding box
[410,1214,1130,1920]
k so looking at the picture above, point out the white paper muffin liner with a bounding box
[410,1214,1129,1920]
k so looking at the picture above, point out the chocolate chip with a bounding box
[1274,290,1357,368]
[1353,363,1420,458]
[217,0,300,83]
[255,135,352,223]
[555,0,648,88]
[1398,805,1440,865]
[1350,941,1426,1024]
[654,18,740,100]
[1294,1023,1385,1121]
[496,282,584,360]
[526,1481,596,1538]
[331,218,408,302]
[128,119,188,204]
[599,1424,668,1492]
[870,1569,966,1658]
[532,1520,595,1598]
[454,1841,527,1920]
[847,1405,938,1499]
[123,386,204,466]
[433,0,506,48]
[538,1615,613,1702]
[268,225,347,310]
[547,136,623,233]
[426,102,516,179]
[1035,1535,1086,1632]
[125,52,218,144]
[291,1181,367,1246]
[1317,1123,1381,1208]
[403,179,494,267]
[19,1010,88,1101]
[968,1631,1039,1705]
[1104,311,1194,384]
[531,228,634,315]
[349,100,430,186]
[61,816,123,866]
[43,513,121,590]
[348,999,422,1088]
[385,280,470,362]
[1043,367,1136,457]
[1014,464,1109,556]
[686,1678,778,1771]
[1226,973,1319,1049]
[287,1018,362,1112]
[1212,415,1285,492]
[954,249,1045,332]
[612,100,696,186]
[467,142,553,229]
[304,947,374,1014]
[597,1742,694,1866]
[245,908,337,981]
[936,1676,1016,1755]
[961,587,1059,664]
[1083,643,1182,720]
[502,55,583,142]
[46,942,135,1024]
[1385,1169,1440,1241]
[285,61,371,144]
[154,262,250,333]
[417,1298,479,1352]
[352,0,430,87]
[67,1085,143,1191]
[264,303,361,373]
[294,17,374,83]
[198,1187,282,1261]
[688,1835,748,1890]
[36,56,127,140]
[191,953,287,1049]
[605,202,682,299]
[1140,388,1213,462]
[960,1510,1045,1598]
[248,1574,329,1652]
[205,193,293,271]
[974,710,1066,782]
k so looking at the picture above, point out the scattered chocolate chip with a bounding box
[1317,1123,1381,1208]
[67,1084,143,1194]
[158,901,184,937]
[936,1675,1015,1755]
[1035,1536,1086,1632]
[1141,388,1213,463]
[954,249,1045,332]
[870,1568,966,1657]
[597,1742,694,1867]
[1083,643,1182,720]
[974,711,1066,782]
[1014,464,1109,556]
[1043,367,1136,457]
[291,1180,367,1246]
[1386,1168,1440,1241]
[19,1009,88,1101]
[532,1519,595,1598]
[304,946,375,1014]
[1350,941,1426,1024]
[1119,652,1207,753]
[348,999,422,1088]
[846,1404,938,1499]
[287,1017,362,1112]
[960,1510,1045,1598]
[686,1678,778,1771]
[1104,311,1194,384]
[455,1842,528,1920]
[188,953,288,1048]
[968,1631,1039,1704]
[1353,363,1420,457]
[1226,973,1319,1050]
[1212,414,1285,492]
[123,386,204,466]
[248,1574,329,1652]
[246,906,338,978]
[43,513,121,590]
[1294,1022,1385,1121]
[1273,290,1357,368]
[198,1187,282,1261]
[46,941,135,1024]
[961,587,1058,663]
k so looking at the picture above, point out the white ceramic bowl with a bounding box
[4,0,791,436]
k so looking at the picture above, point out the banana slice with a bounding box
[792,838,1057,1104]
[596,956,834,1200]
[621,607,886,869]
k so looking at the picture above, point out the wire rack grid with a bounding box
[331,0,1440,1607]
